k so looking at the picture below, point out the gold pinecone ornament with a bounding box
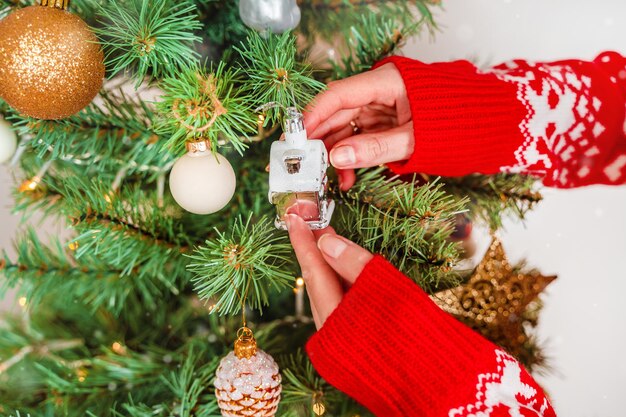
[0,1,104,119]
[215,328,282,417]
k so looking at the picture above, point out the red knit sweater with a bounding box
[306,52,626,416]
[383,52,626,187]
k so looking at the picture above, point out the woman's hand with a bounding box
[285,213,373,328]
[304,63,414,190]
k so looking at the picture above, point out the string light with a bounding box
[312,402,326,416]
[293,277,305,294]
[111,341,126,355]
[68,241,79,251]
[18,159,53,194]
[103,190,116,204]
[257,114,265,137]
[18,297,27,307]
[76,368,88,382]
[18,177,40,192]
[294,277,305,318]
[312,392,326,416]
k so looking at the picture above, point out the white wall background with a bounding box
[402,1,626,416]
[0,1,625,415]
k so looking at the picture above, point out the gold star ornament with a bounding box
[431,237,556,366]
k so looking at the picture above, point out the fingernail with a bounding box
[317,234,348,259]
[330,146,356,167]
[285,214,295,230]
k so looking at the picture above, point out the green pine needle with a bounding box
[186,215,294,315]
[156,61,257,155]
[236,31,326,123]
[332,13,423,79]
[96,0,202,85]
[333,168,468,292]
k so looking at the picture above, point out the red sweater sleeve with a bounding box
[306,256,556,417]
[376,52,626,188]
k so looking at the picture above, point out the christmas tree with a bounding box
[0,1,550,415]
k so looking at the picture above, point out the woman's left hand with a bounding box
[285,214,373,329]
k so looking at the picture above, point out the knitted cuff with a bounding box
[594,51,626,99]
[374,56,527,176]
[305,255,497,417]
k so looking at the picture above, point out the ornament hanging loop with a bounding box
[234,326,257,359]
[40,0,69,10]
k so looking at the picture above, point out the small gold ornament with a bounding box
[0,2,104,119]
[215,327,282,417]
[431,237,556,361]
[312,401,326,415]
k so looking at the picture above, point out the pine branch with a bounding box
[194,0,248,48]
[187,215,294,316]
[332,168,467,292]
[1,224,187,316]
[95,0,202,85]
[160,346,220,417]
[331,12,423,79]
[10,89,172,177]
[440,174,542,230]
[0,0,29,19]
[294,0,440,85]
[3,174,202,314]
[156,61,256,155]
[235,31,326,123]
[280,350,353,416]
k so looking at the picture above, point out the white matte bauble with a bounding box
[0,118,17,164]
[169,146,236,215]
[239,0,301,33]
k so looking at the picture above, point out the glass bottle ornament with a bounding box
[239,0,301,34]
[169,139,236,215]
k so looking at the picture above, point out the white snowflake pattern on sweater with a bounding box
[489,60,607,187]
[448,349,553,417]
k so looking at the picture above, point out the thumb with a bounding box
[328,122,414,169]
[316,232,374,285]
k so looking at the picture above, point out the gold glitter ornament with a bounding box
[0,3,104,119]
[431,237,556,364]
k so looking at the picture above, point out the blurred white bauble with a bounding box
[169,141,236,215]
[239,0,301,33]
[0,118,17,163]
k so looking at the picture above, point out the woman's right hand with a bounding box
[304,62,415,190]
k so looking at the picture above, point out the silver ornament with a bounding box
[239,0,301,34]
